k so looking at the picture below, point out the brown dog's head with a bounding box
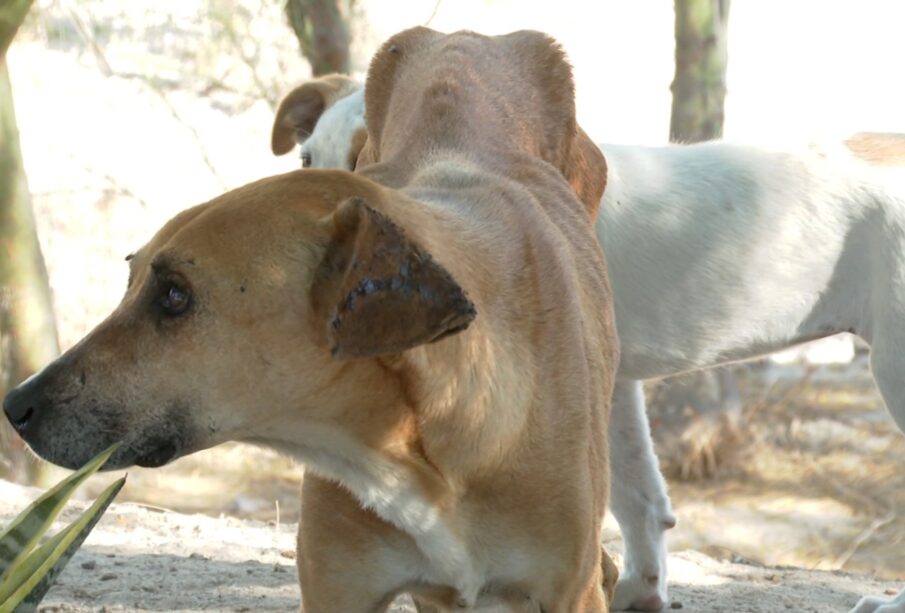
[3,171,475,470]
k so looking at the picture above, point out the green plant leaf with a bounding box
[0,443,120,580]
[0,477,125,613]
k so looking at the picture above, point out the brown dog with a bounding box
[4,27,617,611]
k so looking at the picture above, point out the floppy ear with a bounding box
[311,198,476,358]
[501,30,608,218]
[271,74,360,155]
[565,127,608,220]
[347,127,369,171]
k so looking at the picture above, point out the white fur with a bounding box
[290,84,905,612]
[300,89,365,170]
[253,420,482,606]
[601,140,905,611]
[851,587,905,613]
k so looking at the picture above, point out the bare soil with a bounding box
[2,479,902,612]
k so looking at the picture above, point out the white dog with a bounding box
[271,77,905,613]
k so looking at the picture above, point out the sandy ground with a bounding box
[2,479,901,613]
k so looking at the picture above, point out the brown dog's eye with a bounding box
[159,282,191,316]
[301,152,312,168]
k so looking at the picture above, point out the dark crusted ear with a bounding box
[312,198,476,358]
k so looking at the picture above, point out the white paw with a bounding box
[850,588,905,613]
[612,572,667,611]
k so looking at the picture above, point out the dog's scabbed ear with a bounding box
[312,198,476,358]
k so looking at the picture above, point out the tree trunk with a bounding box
[664,0,734,410]
[653,0,740,480]
[0,0,35,57]
[284,0,351,76]
[0,0,59,483]
[669,0,730,143]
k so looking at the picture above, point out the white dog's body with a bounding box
[275,83,905,612]
[603,140,902,380]
[602,140,905,611]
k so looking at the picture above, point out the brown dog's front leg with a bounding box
[297,476,417,613]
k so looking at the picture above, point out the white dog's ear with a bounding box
[311,197,476,358]
[271,74,359,155]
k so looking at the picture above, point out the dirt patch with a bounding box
[2,479,900,612]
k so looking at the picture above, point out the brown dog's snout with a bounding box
[3,372,51,436]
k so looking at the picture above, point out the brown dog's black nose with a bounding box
[3,375,47,436]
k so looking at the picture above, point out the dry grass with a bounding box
[652,358,905,579]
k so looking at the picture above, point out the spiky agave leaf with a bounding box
[0,477,125,613]
[0,443,120,580]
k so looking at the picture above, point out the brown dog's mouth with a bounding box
[44,435,184,472]
[31,407,194,471]
[134,440,179,468]
[110,423,189,470]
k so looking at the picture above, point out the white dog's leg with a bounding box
[850,588,905,613]
[869,325,905,435]
[609,379,676,611]
[853,325,905,613]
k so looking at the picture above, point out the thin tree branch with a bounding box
[424,0,443,26]
[60,3,231,188]
[65,3,113,76]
